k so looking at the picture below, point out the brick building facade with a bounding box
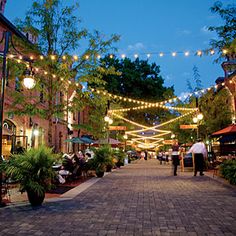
[0,1,89,157]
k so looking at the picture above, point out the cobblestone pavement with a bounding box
[1,159,236,236]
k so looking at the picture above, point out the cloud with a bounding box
[127,42,145,51]
[179,92,191,101]
[201,25,210,34]
[165,74,174,82]
[177,29,191,36]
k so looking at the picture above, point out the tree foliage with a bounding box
[9,0,120,145]
[208,1,236,61]
[199,87,232,136]
[98,56,175,126]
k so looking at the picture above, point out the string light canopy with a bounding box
[8,52,235,99]
[5,48,225,63]
[110,105,197,113]
[91,78,234,107]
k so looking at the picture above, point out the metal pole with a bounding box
[0,31,11,207]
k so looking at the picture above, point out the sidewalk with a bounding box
[0,159,236,236]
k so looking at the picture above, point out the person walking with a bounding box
[171,140,180,176]
[188,138,207,176]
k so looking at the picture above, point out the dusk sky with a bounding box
[5,0,235,96]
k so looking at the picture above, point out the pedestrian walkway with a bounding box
[0,159,236,236]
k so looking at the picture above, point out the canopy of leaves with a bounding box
[98,56,175,126]
[9,0,120,142]
[208,1,236,61]
[199,87,232,135]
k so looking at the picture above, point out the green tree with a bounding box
[208,1,236,61]
[199,87,232,136]
[99,56,175,126]
[9,0,119,146]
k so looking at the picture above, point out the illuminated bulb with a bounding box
[33,129,39,136]
[172,52,176,57]
[184,51,189,56]
[193,117,198,123]
[60,78,64,81]
[30,56,34,60]
[197,113,203,120]
[85,55,89,60]
[121,54,126,59]
[147,54,151,58]
[62,55,66,60]
[215,85,218,89]
[123,134,128,139]
[210,50,215,55]
[40,55,44,60]
[35,68,39,72]
[222,82,225,86]
[159,53,164,57]
[19,56,23,60]
[197,50,202,56]
[68,81,72,84]
[52,74,56,78]
[222,49,227,54]
[76,83,79,86]
[51,55,56,60]
[134,54,138,58]
[44,71,48,75]
[17,59,21,63]
[108,118,113,125]
[73,55,78,60]
[9,54,14,58]
[23,76,36,89]
[97,55,101,59]
[109,54,113,59]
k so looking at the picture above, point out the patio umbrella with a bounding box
[95,138,121,145]
[64,137,84,144]
[80,136,94,144]
[212,124,236,136]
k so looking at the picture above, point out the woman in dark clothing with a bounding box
[171,140,180,176]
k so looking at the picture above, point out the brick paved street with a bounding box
[0,159,236,236]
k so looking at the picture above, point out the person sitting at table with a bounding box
[58,165,70,184]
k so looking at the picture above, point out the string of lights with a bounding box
[8,53,234,103]
[110,105,197,113]
[93,77,234,107]
[122,110,196,135]
[5,48,229,62]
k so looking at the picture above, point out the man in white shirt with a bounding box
[188,138,207,176]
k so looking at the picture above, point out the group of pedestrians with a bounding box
[162,139,208,176]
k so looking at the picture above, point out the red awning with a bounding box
[212,124,236,136]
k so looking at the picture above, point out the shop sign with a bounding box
[180,124,198,129]
[109,126,127,131]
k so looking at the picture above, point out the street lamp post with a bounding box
[193,113,203,139]
[104,115,113,144]
[123,134,128,151]
[0,31,36,207]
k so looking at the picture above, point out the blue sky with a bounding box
[4,0,235,96]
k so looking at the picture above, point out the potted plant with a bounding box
[92,146,113,177]
[114,149,126,168]
[2,146,57,206]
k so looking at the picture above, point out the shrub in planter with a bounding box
[114,149,125,168]
[220,159,236,185]
[92,146,113,177]
[2,146,57,206]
